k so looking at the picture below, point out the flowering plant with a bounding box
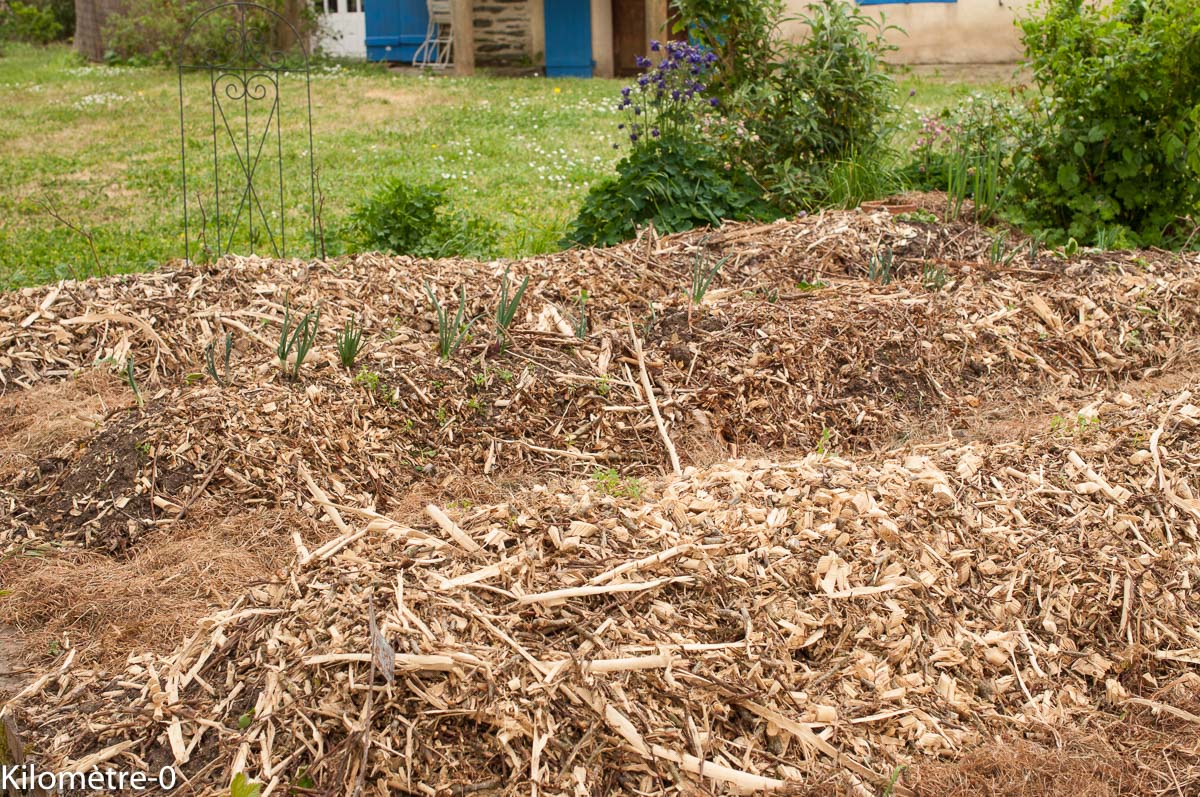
[616,40,719,149]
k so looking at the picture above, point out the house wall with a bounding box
[782,0,1032,64]
[473,0,535,61]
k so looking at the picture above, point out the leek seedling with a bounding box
[425,282,477,360]
[335,318,367,369]
[276,292,320,380]
[494,266,529,350]
[575,289,589,339]
[205,331,234,386]
[690,253,729,304]
[868,247,895,285]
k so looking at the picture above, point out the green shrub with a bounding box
[567,137,779,247]
[567,38,780,246]
[1,1,64,44]
[102,0,316,66]
[679,0,899,210]
[346,179,495,259]
[1010,0,1200,246]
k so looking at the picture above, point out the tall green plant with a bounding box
[277,293,320,381]
[1011,0,1200,245]
[670,0,782,89]
[676,0,900,210]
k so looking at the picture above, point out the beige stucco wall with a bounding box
[782,0,1032,64]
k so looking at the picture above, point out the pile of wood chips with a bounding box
[1,205,1198,795]
[1,210,1198,556]
[7,382,1199,795]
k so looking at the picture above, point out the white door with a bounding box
[317,0,366,59]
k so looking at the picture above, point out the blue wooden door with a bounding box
[544,0,593,77]
[365,0,428,62]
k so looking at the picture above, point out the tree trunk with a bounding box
[73,0,123,61]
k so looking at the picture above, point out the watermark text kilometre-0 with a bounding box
[0,764,178,793]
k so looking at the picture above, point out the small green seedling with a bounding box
[690,252,730,304]
[334,317,367,369]
[495,265,530,350]
[276,292,320,380]
[205,331,234,386]
[229,773,261,797]
[921,261,947,291]
[868,247,894,285]
[575,289,589,339]
[124,356,143,407]
[988,232,1019,268]
[815,426,834,456]
[353,369,381,393]
[592,467,643,499]
[425,281,477,360]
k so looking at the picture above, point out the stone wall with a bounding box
[473,0,533,62]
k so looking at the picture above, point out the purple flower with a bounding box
[651,127,660,137]
[635,55,651,69]
[650,40,660,52]
[621,86,631,97]
[709,97,719,107]
[909,89,916,97]
[630,133,639,142]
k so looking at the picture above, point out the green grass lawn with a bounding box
[0,43,1006,289]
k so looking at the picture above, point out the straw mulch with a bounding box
[1,211,1198,556]
[4,381,1197,796]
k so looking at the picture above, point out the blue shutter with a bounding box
[544,0,593,77]
[365,0,429,62]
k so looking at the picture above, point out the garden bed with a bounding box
[0,205,1198,795]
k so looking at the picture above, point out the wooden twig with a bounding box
[629,325,681,475]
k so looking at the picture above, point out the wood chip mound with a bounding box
[2,210,1199,556]
[6,383,1198,795]
[1,205,1198,794]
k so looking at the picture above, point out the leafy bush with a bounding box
[567,136,778,247]
[0,1,64,44]
[347,179,496,259]
[568,39,780,246]
[102,0,317,66]
[680,0,899,209]
[1010,0,1200,245]
[669,0,781,90]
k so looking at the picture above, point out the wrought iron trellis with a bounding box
[177,2,318,262]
